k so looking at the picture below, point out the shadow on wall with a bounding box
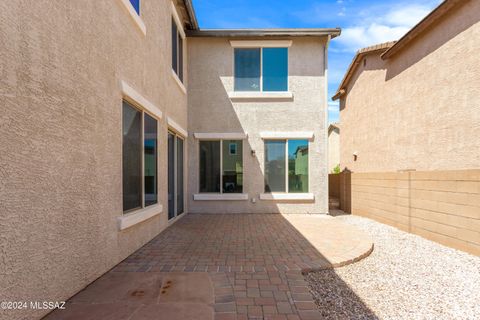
[385,0,479,81]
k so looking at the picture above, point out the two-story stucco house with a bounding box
[0,0,340,318]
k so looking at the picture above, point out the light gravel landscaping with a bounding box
[306,215,480,320]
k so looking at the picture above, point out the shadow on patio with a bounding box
[45,213,376,320]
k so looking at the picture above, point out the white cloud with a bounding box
[335,23,409,52]
[333,3,436,52]
[383,5,431,27]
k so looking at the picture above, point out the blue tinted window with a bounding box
[234,48,261,91]
[262,48,288,91]
[129,0,140,14]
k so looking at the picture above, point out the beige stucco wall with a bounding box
[328,127,340,172]
[187,37,329,214]
[0,1,188,319]
[339,0,480,172]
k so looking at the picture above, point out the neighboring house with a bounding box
[332,0,480,256]
[333,0,480,172]
[328,123,340,172]
[0,0,339,318]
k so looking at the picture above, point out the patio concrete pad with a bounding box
[45,272,214,320]
[158,272,214,304]
[133,303,213,320]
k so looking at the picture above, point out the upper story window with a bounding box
[234,47,288,92]
[129,0,140,14]
[172,18,184,82]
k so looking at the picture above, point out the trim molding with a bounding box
[228,91,293,100]
[260,131,314,140]
[230,40,293,48]
[194,194,249,201]
[120,81,163,119]
[117,204,163,230]
[118,0,146,36]
[171,70,187,94]
[259,193,315,201]
[171,2,186,39]
[167,117,188,137]
[194,132,248,140]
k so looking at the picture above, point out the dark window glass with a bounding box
[234,48,261,91]
[222,140,243,193]
[122,101,142,212]
[178,33,183,82]
[176,137,184,214]
[263,48,288,91]
[129,0,140,14]
[172,19,178,75]
[168,133,175,220]
[199,141,221,192]
[264,140,286,192]
[288,140,309,193]
[144,113,157,206]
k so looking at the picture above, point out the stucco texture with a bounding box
[339,0,480,172]
[0,1,188,319]
[187,37,329,214]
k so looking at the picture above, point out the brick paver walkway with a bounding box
[47,214,373,320]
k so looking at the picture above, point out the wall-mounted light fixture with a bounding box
[251,149,256,157]
[353,151,358,161]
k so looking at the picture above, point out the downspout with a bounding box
[324,35,331,214]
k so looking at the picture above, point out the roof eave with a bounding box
[186,28,342,38]
[183,0,199,30]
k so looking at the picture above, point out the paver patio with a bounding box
[46,213,373,320]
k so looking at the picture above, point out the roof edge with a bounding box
[381,0,464,59]
[186,28,342,38]
[183,0,199,30]
[332,41,395,101]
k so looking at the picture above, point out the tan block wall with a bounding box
[348,170,480,256]
[339,1,480,172]
[0,1,188,319]
[187,37,329,214]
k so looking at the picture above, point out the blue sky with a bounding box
[192,0,442,123]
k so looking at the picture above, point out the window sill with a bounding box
[193,193,249,201]
[171,70,187,94]
[118,0,146,36]
[117,204,163,231]
[259,193,314,201]
[228,91,293,100]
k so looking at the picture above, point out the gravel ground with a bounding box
[306,215,480,320]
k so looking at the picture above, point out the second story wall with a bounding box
[187,36,329,213]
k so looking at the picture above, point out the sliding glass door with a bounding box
[168,131,184,220]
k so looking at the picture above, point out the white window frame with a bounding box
[118,0,146,36]
[168,130,186,222]
[171,2,186,93]
[231,40,292,94]
[194,134,248,200]
[118,82,163,230]
[262,138,311,195]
